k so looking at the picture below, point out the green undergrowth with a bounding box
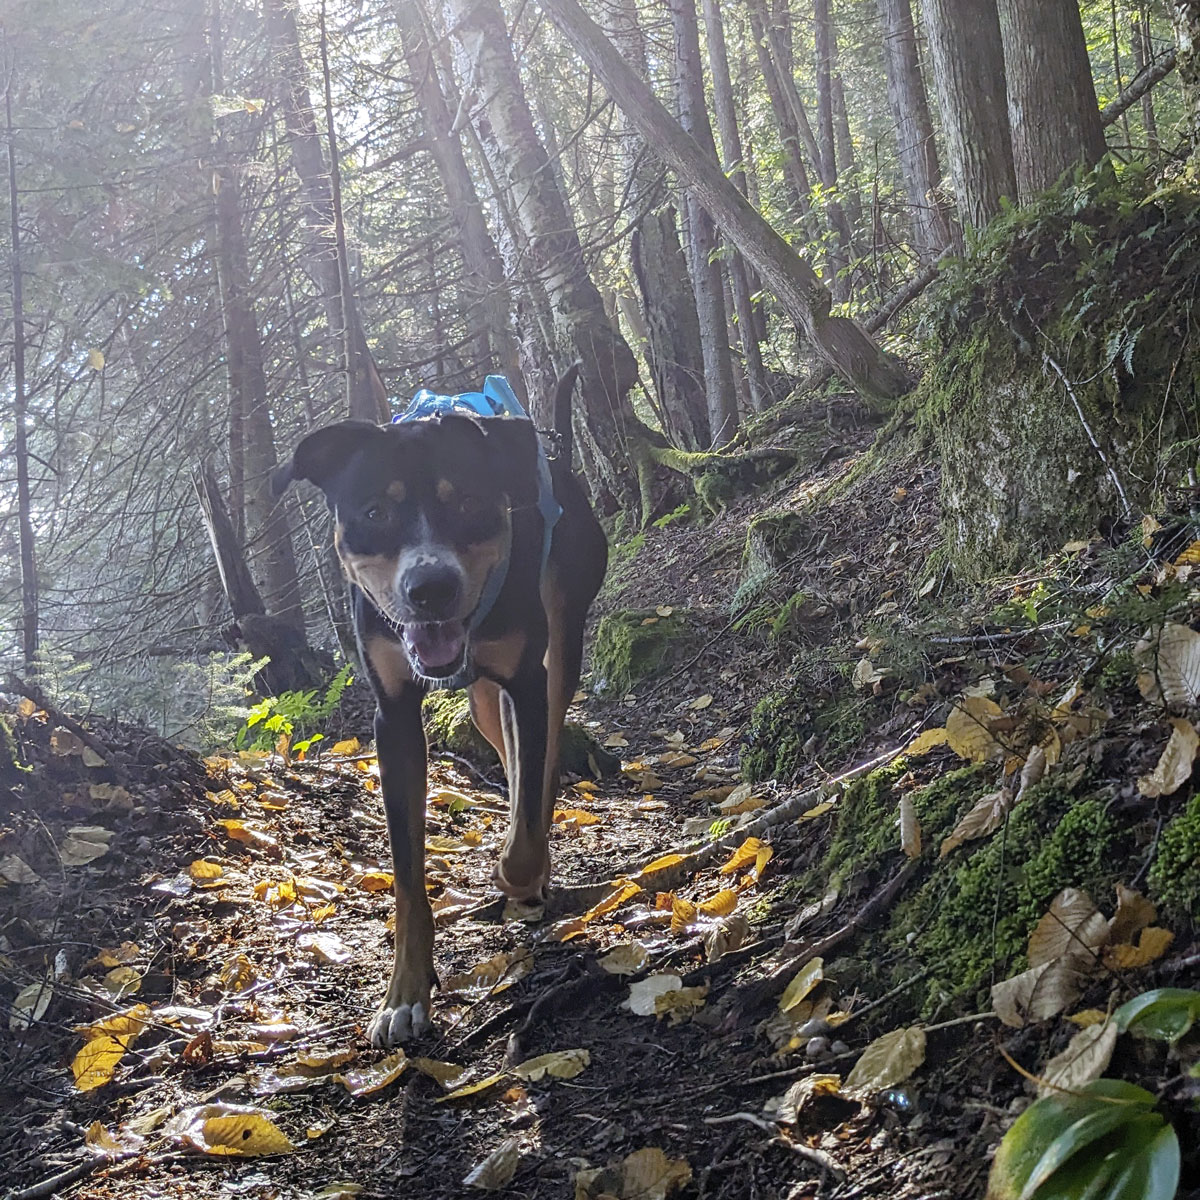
[590,608,686,696]
[1147,792,1200,925]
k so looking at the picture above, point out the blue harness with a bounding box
[392,375,560,630]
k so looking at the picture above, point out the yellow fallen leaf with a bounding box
[656,606,674,617]
[437,1071,506,1102]
[189,859,224,882]
[844,1025,926,1097]
[670,897,697,935]
[443,948,533,996]
[553,807,601,828]
[1174,540,1200,566]
[168,1104,295,1155]
[75,1003,151,1043]
[718,837,769,876]
[331,738,360,756]
[512,1048,590,1081]
[357,870,394,892]
[575,1146,691,1200]
[412,1057,468,1090]
[780,957,824,1013]
[87,347,105,370]
[945,696,1003,762]
[334,1050,408,1096]
[1137,718,1199,797]
[581,880,642,922]
[426,835,466,853]
[798,800,835,822]
[631,854,684,885]
[216,819,277,850]
[699,889,738,918]
[101,966,141,999]
[1066,1009,1110,1028]
[1102,926,1174,970]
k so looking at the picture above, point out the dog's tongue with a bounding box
[405,621,466,670]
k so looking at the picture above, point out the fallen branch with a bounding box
[702,1112,845,1181]
[1100,49,1177,127]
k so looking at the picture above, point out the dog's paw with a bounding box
[367,1000,431,1048]
[495,837,550,902]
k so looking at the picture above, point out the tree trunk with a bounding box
[876,0,956,256]
[390,0,517,381]
[539,0,914,402]
[814,0,837,183]
[995,0,1107,200]
[1132,8,1160,156]
[442,0,644,510]
[920,0,1017,228]
[701,0,768,412]
[263,0,388,423]
[669,0,736,446]
[1174,0,1200,155]
[5,73,38,669]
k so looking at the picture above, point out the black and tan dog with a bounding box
[275,367,607,1046]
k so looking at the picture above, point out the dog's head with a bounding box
[275,415,540,681]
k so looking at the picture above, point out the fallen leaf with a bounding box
[1102,926,1174,970]
[84,1120,144,1157]
[844,1025,926,1097]
[688,694,713,710]
[167,1104,295,1155]
[443,948,532,997]
[780,958,824,1013]
[463,1137,521,1190]
[766,1074,842,1123]
[330,738,360,755]
[1136,622,1200,707]
[297,932,351,964]
[704,914,749,963]
[1108,883,1157,946]
[899,795,921,858]
[939,788,1013,857]
[1066,1008,1110,1028]
[101,966,141,999]
[904,726,948,756]
[1137,718,1199,797]
[718,837,769,876]
[334,1050,407,1096]
[1038,1020,1118,1096]
[554,807,602,829]
[625,974,683,1016]
[220,953,257,993]
[604,733,629,749]
[945,696,1003,762]
[437,1071,506,1102]
[631,855,684,885]
[189,859,224,883]
[71,1005,151,1092]
[59,825,114,867]
[0,854,41,884]
[412,1057,468,1090]
[513,1048,590,1081]
[1174,540,1200,566]
[598,942,650,975]
[992,959,1085,1027]
[1015,745,1047,800]
[1027,889,1107,970]
[9,981,53,1031]
[216,819,277,850]
[574,1146,692,1200]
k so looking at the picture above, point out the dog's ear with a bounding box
[481,418,541,508]
[273,420,380,497]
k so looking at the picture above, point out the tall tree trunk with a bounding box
[540,0,913,402]
[920,0,1017,228]
[876,0,956,256]
[5,71,38,669]
[814,0,837,182]
[701,0,768,412]
[669,0,736,446]
[995,0,1107,200]
[1174,0,1200,156]
[442,0,643,510]
[1132,7,1160,156]
[391,0,517,381]
[263,0,387,422]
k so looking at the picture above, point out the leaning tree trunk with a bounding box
[920,0,1017,228]
[442,0,645,511]
[876,0,956,256]
[540,0,914,402]
[669,0,736,446]
[1174,0,1200,156]
[701,0,768,413]
[391,0,518,380]
[995,0,1107,200]
[263,0,388,422]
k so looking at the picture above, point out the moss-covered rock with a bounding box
[591,609,685,696]
[918,168,1200,580]
[422,690,619,777]
[1148,792,1200,925]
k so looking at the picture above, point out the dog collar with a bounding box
[392,375,560,630]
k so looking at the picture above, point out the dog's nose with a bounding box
[404,564,461,617]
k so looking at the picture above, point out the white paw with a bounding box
[367,1001,431,1047]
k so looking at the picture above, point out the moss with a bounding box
[1148,792,1200,925]
[591,609,684,696]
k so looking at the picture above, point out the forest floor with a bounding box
[2,404,1198,1200]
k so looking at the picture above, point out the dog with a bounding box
[274,366,607,1046]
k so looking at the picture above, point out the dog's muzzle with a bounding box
[402,620,467,678]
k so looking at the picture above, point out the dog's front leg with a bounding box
[495,664,552,901]
[367,685,435,1047]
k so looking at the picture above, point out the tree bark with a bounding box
[390,0,517,380]
[669,0,736,445]
[1132,8,1160,155]
[875,0,956,256]
[995,0,1107,200]
[1174,0,1200,155]
[442,0,644,509]
[263,0,388,422]
[539,0,913,401]
[701,0,768,412]
[920,0,1016,228]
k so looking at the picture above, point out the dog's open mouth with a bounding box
[402,620,467,677]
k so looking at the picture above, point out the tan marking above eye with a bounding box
[387,480,407,502]
[435,479,455,503]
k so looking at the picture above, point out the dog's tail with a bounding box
[554,362,582,469]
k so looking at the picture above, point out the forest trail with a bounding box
[4,413,1197,1199]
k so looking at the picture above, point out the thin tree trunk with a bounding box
[995,0,1107,200]
[669,0,736,445]
[1173,0,1200,156]
[1133,8,1160,155]
[701,0,768,412]
[920,0,1016,228]
[5,68,38,669]
[442,0,644,510]
[814,0,837,181]
[540,0,913,401]
[876,0,955,256]
[264,0,389,423]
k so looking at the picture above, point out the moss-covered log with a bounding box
[590,608,686,695]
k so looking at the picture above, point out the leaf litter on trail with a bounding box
[165,1103,295,1156]
[574,1147,692,1200]
[624,975,708,1023]
[1038,1020,1118,1096]
[599,942,650,975]
[334,1050,407,1097]
[464,1137,521,1190]
[71,1003,151,1091]
[512,1048,590,1081]
[443,948,532,996]
[9,981,53,1031]
[1136,621,1200,707]
[844,1025,926,1097]
[1137,717,1199,797]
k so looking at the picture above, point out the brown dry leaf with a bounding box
[1102,926,1174,970]
[717,784,764,816]
[704,914,749,963]
[220,953,257,993]
[945,696,1003,762]
[688,694,713,710]
[0,854,41,885]
[1108,883,1157,946]
[1015,745,1048,800]
[780,957,824,1013]
[718,836,769,876]
[297,932,351,964]
[9,981,53,1032]
[658,751,698,769]
[905,726,949,756]
[575,1146,692,1200]
[604,733,629,749]
[899,795,921,859]
[436,1072,506,1103]
[513,1048,590,1081]
[59,825,114,867]
[443,948,532,997]
[655,983,707,1024]
[167,1104,295,1156]
[625,974,684,1016]
[1027,888,1108,970]
[853,658,885,690]
[598,942,650,976]
[334,1050,407,1096]
[766,1074,842,1124]
[1038,1020,1118,1096]
[844,1025,926,1098]
[991,959,1085,1027]
[88,783,133,810]
[412,1057,468,1090]
[1137,717,1199,797]
[1136,622,1200,707]
[939,788,1013,857]
[463,1137,521,1191]
[101,966,141,999]
[84,1120,144,1157]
